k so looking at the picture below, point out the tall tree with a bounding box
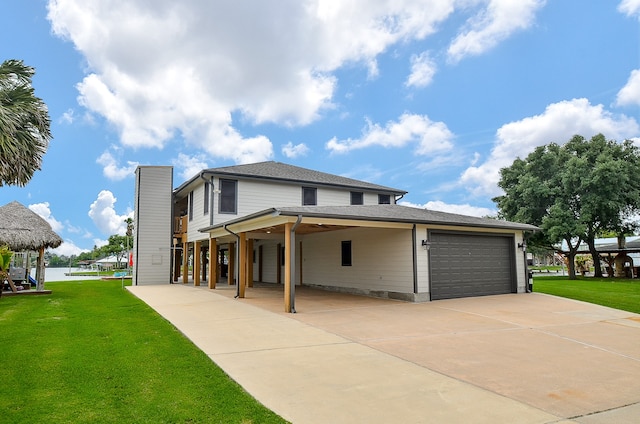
[0,59,52,186]
[494,134,640,279]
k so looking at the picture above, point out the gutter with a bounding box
[223,224,241,298]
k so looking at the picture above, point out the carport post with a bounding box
[284,222,293,312]
[238,232,247,298]
[208,237,217,289]
[285,215,302,313]
[194,241,201,286]
[182,240,189,284]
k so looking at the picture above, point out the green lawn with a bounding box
[0,280,287,424]
[533,276,640,314]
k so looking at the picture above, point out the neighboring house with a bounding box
[133,161,537,312]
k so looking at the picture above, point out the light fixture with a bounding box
[518,241,527,251]
[421,239,431,250]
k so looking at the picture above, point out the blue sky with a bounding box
[1,0,639,256]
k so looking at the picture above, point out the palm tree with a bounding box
[0,59,52,187]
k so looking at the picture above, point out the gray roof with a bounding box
[176,161,406,194]
[201,204,538,232]
[275,205,538,231]
[0,201,63,251]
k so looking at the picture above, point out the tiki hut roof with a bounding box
[0,201,63,251]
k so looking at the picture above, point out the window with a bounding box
[219,179,237,214]
[203,182,209,215]
[188,191,194,221]
[341,241,352,266]
[350,191,363,205]
[302,186,317,206]
[378,194,391,204]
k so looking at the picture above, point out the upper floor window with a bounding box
[378,194,391,204]
[350,191,363,205]
[188,191,194,221]
[219,179,237,214]
[203,182,210,215]
[302,186,317,206]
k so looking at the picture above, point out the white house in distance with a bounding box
[132,161,537,312]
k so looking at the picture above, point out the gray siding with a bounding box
[133,166,173,285]
[302,227,414,295]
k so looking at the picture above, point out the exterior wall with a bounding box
[186,182,211,242]
[185,177,400,237]
[301,227,414,297]
[133,166,173,285]
[254,239,302,285]
[514,231,527,292]
[259,241,279,284]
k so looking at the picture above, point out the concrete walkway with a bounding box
[127,284,640,424]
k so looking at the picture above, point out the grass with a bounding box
[0,280,287,424]
[533,276,640,314]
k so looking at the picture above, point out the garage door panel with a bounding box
[430,232,515,300]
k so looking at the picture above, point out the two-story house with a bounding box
[132,161,536,312]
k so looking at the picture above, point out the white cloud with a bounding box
[460,98,640,197]
[282,142,310,158]
[59,108,75,124]
[616,69,640,107]
[46,1,461,163]
[44,1,551,165]
[93,238,109,249]
[619,0,640,18]
[400,200,495,217]
[448,0,546,63]
[29,202,63,233]
[406,51,437,88]
[50,240,88,256]
[173,153,208,181]
[96,151,139,181]
[88,190,133,236]
[326,113,454,155]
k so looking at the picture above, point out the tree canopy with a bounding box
[0,59,52,187]
[494,134,640,279]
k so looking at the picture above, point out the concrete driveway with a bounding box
[128,284,640,424]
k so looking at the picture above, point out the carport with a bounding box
[199,204,537,312]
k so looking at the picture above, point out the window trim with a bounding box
[188,191,194,221]
[219,179,238,214]
[302,186,317,206]
[378,194,391,204]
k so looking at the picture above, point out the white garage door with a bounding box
[429,231,516,300]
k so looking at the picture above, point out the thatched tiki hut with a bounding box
[0,201,62,291]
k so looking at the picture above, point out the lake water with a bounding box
[31,267,103,282]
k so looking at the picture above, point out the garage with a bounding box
[429,231,516,300]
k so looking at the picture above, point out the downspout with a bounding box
[223,224,241,298]
[412,224,418,296]
[395,193,405,203]
[290,215,303,313]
